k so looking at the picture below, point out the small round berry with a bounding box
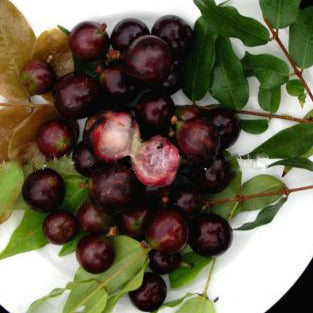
[20,59,56,95]
[43,212,78,245]
[160,63,182,95]
[69,22,109,60]
[129,273,167,312]
[76,234,115,274]
[73,142,99,176]
[175,105,200,122]
[22,169,65,212]
[189,213,233,257]
[111,18,150,52]
[149,250,182,274]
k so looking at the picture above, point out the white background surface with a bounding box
[0,0,313,313]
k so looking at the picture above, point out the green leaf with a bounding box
[246,123,313,158]
[153,293,195,313]
[59,231,86,257]
[182,17,217,101]
[259,0,301,29]
[0,162,24,215]
[289,8,313,69]
[0,208,48,260]
[258,87,281,113]
[240,119,269,134]
[242,52,289,89]
[269,157,313,171]
[241,175,285,211]
[209,37,249,110]
[286,80,305,97]
[298,93,307,106]
[58,25,70,36]
[175,295,216,313]
[194,0,270,46]
[169,252,212,289]
[236,197,287,230]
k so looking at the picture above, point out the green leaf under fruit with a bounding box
[258,87,281,113]
[209,37,249,110]
[153,293,195,313]
[289,8,313,69]
[236,197,287,230]
[174,295,216,313]
[241,175,285,211]
[246,123,313,159]
[169,252,212,289]
[59,231,86,257]
[182,17,217,101]
[269,157,313,172]
[194,0,270,46]
[240,119,269,134]
[259,0,301,29]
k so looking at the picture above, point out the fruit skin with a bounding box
[300,0,313,9]
[175,105,200,122]
[149,250,182,274]
[189,213,233,257]
[204,107,241,149]
[43,212,78,245]
[20,59,56,95]
[152,15,193,58]
[129,272,167,312]
[89,165,141,213]
[132,136,180,187]
[177,117,220,163]
[124,35,173,83]
[36,119,76,158]
[76,234,115,274]
[69,22,109,61]
[77,201,113,234]
[22,168,65,213]
[54,73,99,119]
[135,93,175,137]
[111,18,150,52]
[144,210,189,253]
[191,156,233,193]
[160,63,182,95]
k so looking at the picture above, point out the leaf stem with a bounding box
[202,257,217,297]
[264,18,313,103]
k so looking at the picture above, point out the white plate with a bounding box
[0,0,313,312]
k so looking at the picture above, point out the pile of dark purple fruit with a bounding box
[20,15,241,312]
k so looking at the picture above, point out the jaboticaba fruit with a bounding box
[132,135,180,187]
[85,111,140,162]
[175,105,200,122]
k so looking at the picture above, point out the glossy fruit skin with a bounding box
[89,165,141,213]
[152,15,193,58]
[69,22,109,60]
[300,0,313,9]
[76,234,115,274]
[54,73,99,119]
[189,213,233,257]
[22,169,65,212]
[149,250,182,274]
[43,212,78,245]
[135,93,175,137]
[125,35,173,83]
[73,142,99,177]
[36,119,76,158]
[145,210,188,253]
[204,107,241,149]
[191,156,233,193]
[160,63,182,95]
[119,206,149,239]
[177,117,220,163]
[111,18,150,52]
[129,273,167,312]
[20,59,56,95]
[176,105,200,122]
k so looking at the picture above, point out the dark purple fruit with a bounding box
[76,234,115,274]
[204,107,241,149]
[73,142,99,176]
[111,18,150,52]
[69,22,109,60]
[36,119,76,158]
[125,35,172,83]
[160,63,182,95]
[191,156,233,193]
[177,117,220,163]
[77,201,113,234]
[54,73,99,119]
[189,213,233,257]
[129,273,167,312]
[20,59,56,95]
[152,15,193,58]
[145,210,188,253]
[22,169,65,212]
[175,105,200,122]
[300,0,313,9]
[149,250,182,274]
[43,212,78,244]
